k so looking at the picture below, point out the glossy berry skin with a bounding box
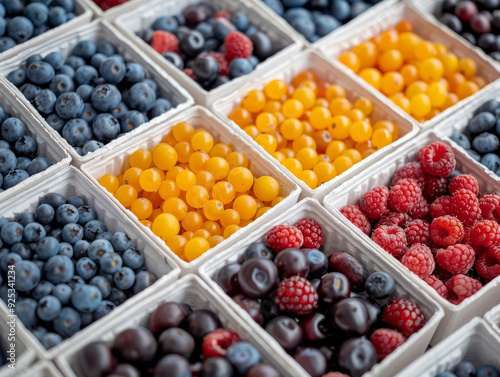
[154,354,191,377]
[303,248,328,278]
[237,258,278,299]
[338,337,378,377]
[330,298,370,336]
[243,242,275,261]
[158,327,195,359]
[186,309,222,339]
[226,341,261,374]
[113,327,157,362]
[79,341,115,377]
[232,294,264,326]
[214,262,241,295]
[149,302,191,335]
[300,312,333,343]
[201,357,234,377]
[329,252,368,291]
[274,248,309,278]
[364,271,396,299]
[293,347,328,377]
[246,363,280,377]
[265,316,303,352]
[317,272,351,305]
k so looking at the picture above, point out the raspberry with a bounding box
[340,205,371,235]
[436,243,475,275]
[274,276,318,316]
[423,175,448,202]
[370,328,407,360]
[470,220,500,247]
[463,227,484,255]
[202,52,229,76]
[452,189,481,227]
[423,275,450,299]
[409,196,430,219]
[388,179,422,213]
[489,244,500,262]
[449,174,479,196]
[296,218,324,249]
[383,298,426,336]
[100,0,127,10]
[202,329,240,359]
[429,195,455,218]
[322,373,349,377]
[479,193,500,223]
[151,31,179,54]
[430,215,464,247]
[392,162,426,189]
[417,142,456,177]
[405,219,430,245]
[213,10,232,19]
[183,68,196,80]
[266,225,304,252]
[359,186,390,219]
[446,274,483,303]
[371,225,407,257]
[475,250,500,280]
[224,31,253,62]
[401,244,435,279]
[375,212,410,229]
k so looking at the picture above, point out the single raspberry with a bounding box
[405,219,430,245]
[274,276,318,316]
[322,373,349,377]
[452,189,481,227]
[417,142,456,177]
[423,175,448,202]
[359,186,390,219]
[340,205,371,235]
[430,215,464,247]
[224,31,253,62]
[370,328,407,360]
[202,329,240,359]
[266,225,304,252]
[371,225,407,257]
[463,227,484,255]
[409,196,430,219]
[446,274,483,303]
[100,0,127,10]
[429,195,455,218]
[375,212,410,229]
[479,193,500,223]
[392,162,426,189]
[401,244,435,279]
[183,68,196,80]
[296,218,324,249]
[213,10,232,19]
[489,244,500,263]
[470,220,500,248]
[436,243,475,275]
[423,275,450,299]
[151,31,179,54]
[388,178,422,213]
[202,52,229,76]
[475,250,500,280]
[449,174,479,196]
[383,298,426,336]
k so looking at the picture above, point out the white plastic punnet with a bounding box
[485,304,500,336]
[7,360,64,377]
[199,198,444,377]
[324,131,500,343]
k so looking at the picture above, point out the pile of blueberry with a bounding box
[0,1,77,54]
[437,360,500,377]
[450,98,500,175]
[0,107,53,192]
[7,39,176,157]
[1,192,158,349]
[79,301,281,377]
[261,0,383,42]
[139,2,282,91]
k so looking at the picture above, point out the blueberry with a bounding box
[72,284,102,312]
[3,170,30,189]
[32,280,54,301]
[74,65,98,86]
[84,221,107,242]
[89,275,111,298]
[7,68,26,86]
[59,242,73,258]
[314,14,341,37]
[23,3,49,27]
[32,326,48,343]
[91,84,122,113]
[76,257,97,280]
[226,342,261,374]
[82,140,104,155]
[120,110,147,133]
[73,240,90,260]
[14,135,37,156]
[80,103,98,124]
[469,112,496,134]
[94,300,116,320]
[100,252,122,274]
[213,19,236,42]
[34,25,50,37]
[11,242,32,260]
[111,102,129,120]
[76,85,94,104]
[35,87,58,115]
[56,203,79,225]
[79,311,93,327]
[20,83,42,101]
[122,248,145,269]
[42,192,66,209]
[454,361,475,377]
[476,365,500,377]
[364,271,396,299]
[150,98,172,118]
[481,153,500,172]
[229,58,253,79]
[61,222,83,244]
[55,92,84,119]
[163,52,184,70]
[111,232,131,253]
[0,147,17,175]
[152,15,179,32]
[179,30,205,57]
[90,53,107,71]
[23,222,46,243]
[210,76,230,89]
[73,40,97,59]
[291,17,316,40]
[0,253,21,273]
[144,78,161,96]
[1,222,23,245]
[87,239,113,262]
[36,295,61,322]
[44,254,74,284]
[1,117,25,143]
[56,0,75,13]
[67,275,85,290]
[262,0,284,15]
[78,205,96,225]
[133,270,156,294]
[27,61,55,85]
[108,287,128,306]
[27,157,52,176]
[41,333,62,349]
[16,298,38,328]
[62,119,92,147]
[97,41,116,57]
[126,82,156,112]
[7,16,34,44]
[0,141,9,150]
[44,52,65,70]
[15,260,41,292]
[350,2,370,18]
[0,107,7,124]
[35,203,55,224]
[58,64,75,78]
[195,21,214,39]
[0,17,6,38]
[15,211,34,226]
[0,37,15,53]
[113,267,135,290]
[92,113,120,142]
[250,32,273,60]
[36,236,59,260]
[48,6,67,27]
[53,307,81,337]
[472,132,499,153]
[124,63,145,84]
[450,133,471,149]
[99,57,126,84]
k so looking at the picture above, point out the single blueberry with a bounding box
[229,58,253,79]
[1,117,26,143]
[450,133,471,149]
[92,113,120,142]
[62,119,92,147]
[7,68,26,86]
[34,89,57,115]
[15,260,41,292]
[44,52,65,70]
[27,61,55,85]
[61,222,84,244]
[44,254,74,284]
[7,16,34,44]
[55,92,85,119]
[91,84,122,113]
[82,140,104,155]
[73,40,97,59]
[53,307,81,337]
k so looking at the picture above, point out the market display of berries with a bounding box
[0,193,157,349]
[6,40,176,157]
[261,0,382,42]
[227,70,400,189]
[139,2,282,90]
[340,141,500,305]
[93,0,130,11]
[338,19,487,122]
[214,218,427,377]
[450,98,500,176]
[97,121,283,262]
[0,107,53,192]
[0,0,77,54]
[78,301,281,377]
[437,360,500,377]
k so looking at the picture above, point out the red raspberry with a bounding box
[151,31,179,54]
[423,275,451,299]
[274,276,318,316]
[202,329,240,359]
[375,212,410,229]
[213,10,232,19]
[183,68,196,80]
[429,195,455,218]
[359,186,390,219]
[423,175,448,202]
[392,162,426,189]
[409,196,430,219]
[436,243,475,275]
[449,174,479,196]
[475,250,500,280]
[430,215,464,247]
[405,219,430,245]
[470,220,500,247]
[370,328,407,360]
[224,31,253,62]
[388,179,422,213]
[452,189,481,227]
[322,373,349,377]
[417,142,456,177]
[201,53,228,76]
[296,218,324,249]
[479,193,500,223]
[340,205,371,236]
[266,225,303,252]
[463,227,484,255]
[99,0,127,10]
[401,244,435,279]
[446,274,483,303]
[371,225,407,257]
[489,244,500,262]
[383,298,426,336]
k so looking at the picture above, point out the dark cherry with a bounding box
[274,248,309,279]
[329,298,369,336]
[300,313,334,343]
[310,278,321,290]
[350,293,381,327]
[237,258,278,299]
[201,357,234,377]
[338,337,378,377]
[246,363,280,377]
[182,4,213,26]
[471,13,492,33]
[112,364,140,377]
[303,249,328,278]
[317,272,351,306]
[149,302,192,335]
[455,1,478,22]
[232,294,264,326]
[243,242,275,261]
[186,309,222,339]
[329,252,368,291]
[364,271,396,300]
[265,316,303,352]
[215,263,241,295]
[260,297,280,322]
[158,327,195,359]
[154,354,191,377]
[113,327,157,363]
[293,348,328,377]
[79,341,115,377]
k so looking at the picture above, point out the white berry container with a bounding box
[77,0,144,20]
[0,166,181,361]
[199,198,444,377]
[485,303,500,336]
[113,0,303,107]
[0,81,71,203]
[80,105,301,275]
[316,2,500,129]
[7,360,64,377]
[212,49,419,202]
[394,317,500,377]
[323,130,500,344]
[0,19,194,168]
[56,274,296,377]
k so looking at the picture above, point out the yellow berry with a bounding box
[281,119,303,140]
[184,237,210,261]
[176,169,196,191]
[185,185,209,209]
[223,224,241,238]
[233,195,257,220]
[333,156,353,174]
[172,122,195,142]
[99,174,119,194]
[220,209,241,228]
[313,162,336,184]
[153,144,178,170]
[228,167,254,193]
[166,235,187,258]
[253,176,280,202]
[298,170,318,189]
[139,168,161,192]
[129,149,152,170]
[181,211,203,232]
[203,199,224,221]
[162,197,188,221]
[152,213,180,240]
[206,157,229,180]
[282,158,302,176]
[191,131,214,152]
[212,181,235,204]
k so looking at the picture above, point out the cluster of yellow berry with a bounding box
[339,20,486,122]
[98,122,283,262]
[227,71,399,189]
